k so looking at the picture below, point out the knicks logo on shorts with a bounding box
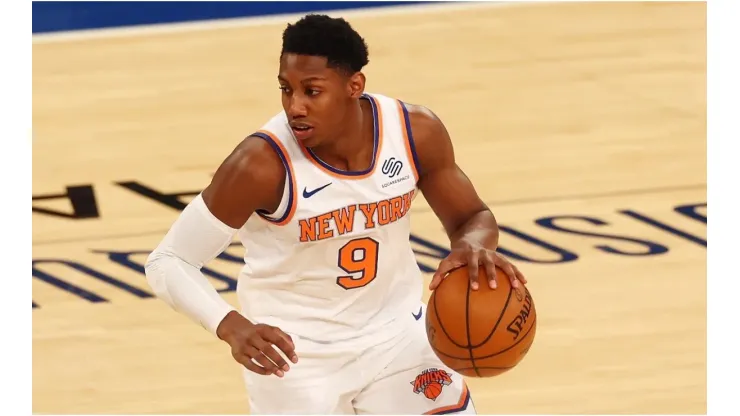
[410,368,452,401]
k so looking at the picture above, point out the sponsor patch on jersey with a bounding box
[411,368,453,401]
[382,157,404,178]
[381,174,410,188]
[381,157,410,187]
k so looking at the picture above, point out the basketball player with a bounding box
[144,14,527,415]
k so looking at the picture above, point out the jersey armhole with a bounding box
[396,100,422,183]
[251,130,297,226]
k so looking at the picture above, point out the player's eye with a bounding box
[306,88,320,96]
[278,86,290,94]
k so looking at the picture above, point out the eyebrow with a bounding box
[277,75,328,82]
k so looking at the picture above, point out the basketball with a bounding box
[425,265,537,378]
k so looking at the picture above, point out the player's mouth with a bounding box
[291,124,314,141]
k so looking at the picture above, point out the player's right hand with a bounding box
[216,311,298,377]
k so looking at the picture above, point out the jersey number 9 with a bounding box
[336,237,380,289]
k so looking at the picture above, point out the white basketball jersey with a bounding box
[235,93,424,344]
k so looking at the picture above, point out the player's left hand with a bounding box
[429,242,527,291]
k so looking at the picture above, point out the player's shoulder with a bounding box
[217,109,293,184]
[399,100,449,148]
[392,99,454,176]
[220,134,285,185]
[398,99,435,118]
[202,131,287,224]
[369,92,445,140]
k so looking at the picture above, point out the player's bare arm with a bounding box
[145,136,298,378]
[405,103,527,291]
[202,136,285,229]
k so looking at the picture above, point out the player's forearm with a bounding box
[145,252,236,335]
[144,193,238,335]
[448,208,499,251]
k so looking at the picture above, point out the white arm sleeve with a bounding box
[144,193,239,336]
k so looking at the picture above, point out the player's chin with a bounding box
[297,130,322,148]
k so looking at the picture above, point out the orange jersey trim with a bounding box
[252,130,297,226]
[396,100,420,182]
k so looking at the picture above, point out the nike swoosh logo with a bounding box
[302,182,332,198]
[412,306,423,321]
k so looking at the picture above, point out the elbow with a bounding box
[144,248,172,299]
[144,249,162,280]
[144,248,199,301]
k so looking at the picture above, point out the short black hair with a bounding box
[281,14,369,74]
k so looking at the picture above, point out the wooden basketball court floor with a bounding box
[31,2,706,414]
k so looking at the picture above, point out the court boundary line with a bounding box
[32,1,545,44]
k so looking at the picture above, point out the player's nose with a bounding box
[287,96,308,119]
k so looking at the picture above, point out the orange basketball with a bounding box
[425,264,537,378]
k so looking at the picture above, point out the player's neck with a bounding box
[314,99,375,171]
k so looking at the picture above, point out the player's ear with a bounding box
[347,71,365,98]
